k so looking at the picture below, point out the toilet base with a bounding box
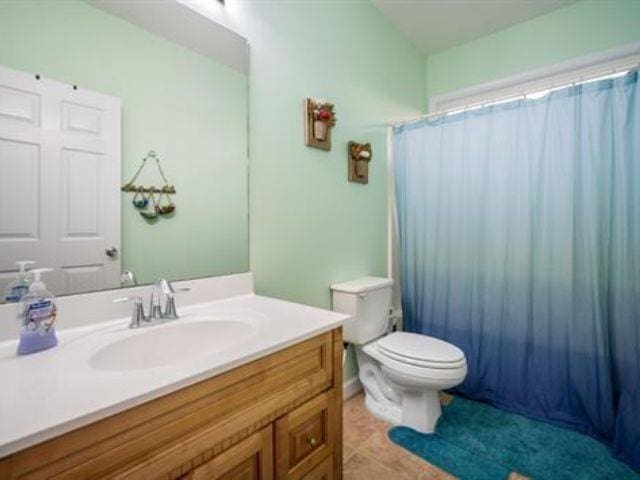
[362,383,443,433]
[356,346,446,433]
[363,390,401,425]
[400,389,441,433]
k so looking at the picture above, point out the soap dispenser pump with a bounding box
[3,260,36,303]
[17,268,58,355]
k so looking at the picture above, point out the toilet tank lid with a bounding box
[330,276,393,294]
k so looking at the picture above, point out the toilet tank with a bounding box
[331,277,393,344]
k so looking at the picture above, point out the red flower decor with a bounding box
[312,100,337,127]
[317,109,331,121]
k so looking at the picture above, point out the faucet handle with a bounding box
[149,279,168,320]
[157,278,174,295]
[114,295,146,328]
[162,286,191,320]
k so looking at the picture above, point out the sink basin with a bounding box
[89,320,257,371]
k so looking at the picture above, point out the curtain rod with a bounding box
[390,61,639,128]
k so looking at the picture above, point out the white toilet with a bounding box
[331,277,467,433]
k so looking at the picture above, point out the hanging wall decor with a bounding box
[348,141,372,184]
[122,150,176,220]
[304,98,337,151]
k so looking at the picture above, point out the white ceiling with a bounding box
[89,0,248,73]
[371,0,575,55]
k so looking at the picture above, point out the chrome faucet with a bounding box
[114,278,189,328]
[149,278,177,321]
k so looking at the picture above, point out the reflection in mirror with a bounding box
[0,0,249,302]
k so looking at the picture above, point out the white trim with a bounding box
[386,127,403,319]
[386,126,394,280]
[343,376,363,400]
[428,41,640,114]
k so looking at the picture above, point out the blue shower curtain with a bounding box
[393,71,640,469]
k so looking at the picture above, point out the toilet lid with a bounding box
[377,332,466,369]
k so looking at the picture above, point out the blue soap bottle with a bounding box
[17,268,58,355]
[3,260,35,303]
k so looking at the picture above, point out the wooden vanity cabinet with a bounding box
[0,328,343,480]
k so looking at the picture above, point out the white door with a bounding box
[0,65,121,297]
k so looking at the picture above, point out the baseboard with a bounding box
[343,376,362,401]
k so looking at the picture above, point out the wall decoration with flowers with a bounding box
[348,141,372,184]
[304,98,337,151]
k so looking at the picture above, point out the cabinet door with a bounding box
[275,390,336,479]
[182,426,273,480]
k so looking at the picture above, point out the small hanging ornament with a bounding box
[139,190,159,220]
[157,188,176,216]
[132,187,149,209]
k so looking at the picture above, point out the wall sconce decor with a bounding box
[304,98,336,151]
[348,141,372,184]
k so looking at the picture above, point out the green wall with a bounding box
[239,1,426,310]
[236,1,427,382]
[426,0,640,100]
[0,0,249,285]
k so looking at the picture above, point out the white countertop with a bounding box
[0,294,348,457]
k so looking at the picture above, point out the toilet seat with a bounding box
[362,341,467,385]
[376,332,466,369]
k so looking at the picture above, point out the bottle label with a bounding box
[25,299,57,334]
[5,284,28,303]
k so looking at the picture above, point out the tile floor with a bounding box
[342,391,529,480]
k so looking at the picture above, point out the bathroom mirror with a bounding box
[0,0,249,301]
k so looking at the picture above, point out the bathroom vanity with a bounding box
[0,275,347,479]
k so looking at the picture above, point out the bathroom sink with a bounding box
[89,320,257,371]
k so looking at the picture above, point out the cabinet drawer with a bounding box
[181,425,273,480]
[275,390,336,479]
[301,455,333,480]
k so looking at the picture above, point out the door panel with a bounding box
[0,65,120,297]
[0,85,40,126]
[62,101,103,135]
[61,148,102,237]
[0,138,40,239]
[61,264,105,295]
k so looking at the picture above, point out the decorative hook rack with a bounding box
[121,185,176,194]
[121,150,176,194]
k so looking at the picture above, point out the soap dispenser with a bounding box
[17,268,58,355]
[3,260,36,303]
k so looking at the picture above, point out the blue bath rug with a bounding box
[388,397,639,480]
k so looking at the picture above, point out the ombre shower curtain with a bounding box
[393,71,640,469]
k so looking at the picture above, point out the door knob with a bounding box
[105,246,118,258]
